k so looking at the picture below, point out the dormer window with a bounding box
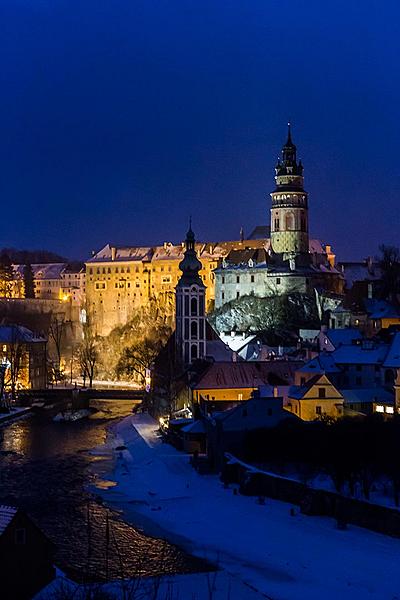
[248,259,254,268]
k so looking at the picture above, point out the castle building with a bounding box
[175,225,206,365]
[85,126,342,336]
[214,126,343,309]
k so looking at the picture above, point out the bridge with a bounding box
[18,387,145,408]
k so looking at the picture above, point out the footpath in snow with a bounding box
[92,413,400,600]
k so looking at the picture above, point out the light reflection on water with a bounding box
[0,401,209,582]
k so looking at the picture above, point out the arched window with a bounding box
[191,344,198,361]
[301,213,306,232]
[191,321,198,339]
[191,297,197,316]
[285,213,294,230]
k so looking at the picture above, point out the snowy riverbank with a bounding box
[91,413,400,600]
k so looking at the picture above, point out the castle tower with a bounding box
[175,223,206,366]
[270,124,309,255]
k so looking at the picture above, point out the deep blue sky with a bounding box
[1,1,399,261]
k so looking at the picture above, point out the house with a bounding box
[317,326,362,352]
[0,505,55,599]
[0,324,47,395]
[286,373,344,421]
[341,388,394,416]
[204,393,296,470]
[192,360,301,411]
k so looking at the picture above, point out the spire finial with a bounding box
[287,121,292,143]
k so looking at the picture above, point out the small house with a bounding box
[0,505,55,599]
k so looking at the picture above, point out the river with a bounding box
[0,401,208,583]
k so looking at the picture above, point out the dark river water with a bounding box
[0,401,208,583]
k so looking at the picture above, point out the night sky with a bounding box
[1,0,399,261]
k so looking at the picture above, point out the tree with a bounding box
[3,327,24,401]
[48,316,66,382]
[378,245,400,304]
[116,338,161,385]
[78,328,98,388]
[0,252,15,298]
[23,262,35,298]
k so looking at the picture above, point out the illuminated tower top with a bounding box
[270,124,309,255]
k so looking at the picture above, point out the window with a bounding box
[15,528,26,545]
[236,276,240,284]
[222,292,225,300]
[300,377,306,385]
[222,276,225,284]
[162,275,172,284]
[191,321,198,339]
[276,278,281,285]
[236,291,240,299]
[318,387,326,399]
[251,275,254,283]
[191,297,197,316]
[274,218,280,230]
[191,344,198,360]
[316,406,322,415]
[95,281,106,290]
[238,393,243,400]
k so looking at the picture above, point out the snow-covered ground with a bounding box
[91,413,400,600]
[0,406,31,425]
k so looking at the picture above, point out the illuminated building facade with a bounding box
[175,225,206,365]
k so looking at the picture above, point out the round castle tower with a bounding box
[270,124,309,255]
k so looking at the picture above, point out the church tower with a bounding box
[175,223,206,366]
[270,124,309,255]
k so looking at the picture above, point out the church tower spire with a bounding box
[175,223,206,366]
[270,124,309,255]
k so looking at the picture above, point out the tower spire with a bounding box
[287,121,292,144]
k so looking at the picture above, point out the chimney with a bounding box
[111,246,116,261]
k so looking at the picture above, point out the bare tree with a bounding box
[78,326,98,388]
[48,315,67,382]
[3,327,25,401]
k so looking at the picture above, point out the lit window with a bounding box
[375,405,384,413]
[386,406,394,414]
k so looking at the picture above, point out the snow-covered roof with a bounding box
[325,328,362,347]
[87,244,153,263]
[0,324,46,343]
[0,505,17,535]
[181,420,206,434]
[13,263,67,280]
[383,332,400,368]
[205,340,233,362]
[364,299,400,320]
[301,353,342,374]
[218,332,257,353]
[341,388,393,406]
[332,343,388,365]
[338,261,381,287]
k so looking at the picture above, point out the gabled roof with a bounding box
[288,373,343,401]
[341,388,393,406]
[0,505,17,535]
[86,244,153,263]
[301,353,342,374]
[383,332,400,368]
[13,263,67,280]
[193,361,299,390]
